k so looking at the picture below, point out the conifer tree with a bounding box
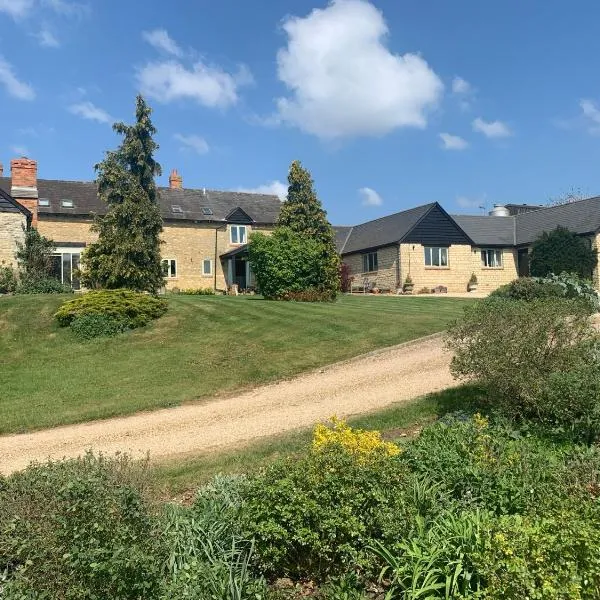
[277,160,340,297]
[81,95,164,293]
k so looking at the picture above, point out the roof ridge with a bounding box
[515,195,600,218]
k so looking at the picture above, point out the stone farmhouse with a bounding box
[0,156,599,293]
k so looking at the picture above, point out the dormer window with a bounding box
[61,199,73,208]
[38,198,50,207]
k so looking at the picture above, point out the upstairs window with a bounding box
[201,207,213,216]
[162,258,177,278]
[230,225,247,244]
[61,199,74,208]
[38,198,50,207]
[424,246,449,267]
[481,249,503,268]
[362,251,378,273]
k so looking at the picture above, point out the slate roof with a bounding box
[515,196,600,245]
[452,215,516,246]
[0,177,281,224]
[0,184,31,217]
[332,226,353,253]
[340,203,436,254]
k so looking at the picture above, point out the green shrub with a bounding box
[70,313,129,340]
[446,297,597,422]
[473,508,600,599]
[529,226,598,279]
[0,263,17,294]
[177,287,216,295]
[0,453,163,599]
[249,228,337,301]
[239,446,410,580]
[55,289,168,328]
[16,274,73,294]
[490,273,599,312]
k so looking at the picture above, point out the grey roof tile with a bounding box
[332,226,353,253]
[0,177,281,224]
[340,203,435,254]
[452,214,516,246]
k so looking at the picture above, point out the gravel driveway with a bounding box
[0,333,457,475]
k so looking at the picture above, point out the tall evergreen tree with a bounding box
[277,160,340,297]
[81,95,164,293]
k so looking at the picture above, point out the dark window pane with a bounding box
[71,254,80,290]
[50,255,62,280]
[62,253,71,285]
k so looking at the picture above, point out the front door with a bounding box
[234,257,247,289]
[517,249,530,277]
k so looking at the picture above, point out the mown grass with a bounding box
[0,294,473,434]
[154,384,485,497]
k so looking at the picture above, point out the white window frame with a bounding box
[162,258,177,278]
[362,251,378,273]
[424,246,449,267]
[202,258,213,276]
[52,246,84,289]
[230,225,247,245]
[481,248,503,268]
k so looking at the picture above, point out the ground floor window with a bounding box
[362,251,378,272]
[202,258,213,276]
[162,258,177,278]
[50,248,83,290]
[481,248,503,268]
[424,246,449,267]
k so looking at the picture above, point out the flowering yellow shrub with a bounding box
[312,417,401,460]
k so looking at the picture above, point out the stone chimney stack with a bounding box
[11,157,38,226]
[169,168,183,189]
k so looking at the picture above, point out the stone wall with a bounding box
[37,216,273,291]
[342,245,400,290]
[0,212,26,268]
[399,243,518,293]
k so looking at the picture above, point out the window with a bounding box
[162,258,177,278]
[362,251,378,273]
[171,205,183,214]
[61,199,73,208]
[38,198,50,207]
[230,225,247,244]
[481,249,503,268]
[50,248,83,290]
[424,247,449,267]
[202,258,213,276]
[201,207,213,216]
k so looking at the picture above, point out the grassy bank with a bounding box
[0,294,472,434]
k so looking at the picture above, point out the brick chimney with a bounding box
[11,157,38,226]
[169,168,183,189]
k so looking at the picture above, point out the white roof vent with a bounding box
[489,204,510,217]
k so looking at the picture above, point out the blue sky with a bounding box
[2,0,600,225]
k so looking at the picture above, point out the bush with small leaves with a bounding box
[16,274,73,294]
[69,313,129,340]
[0,263,17,294]
[55,289,167,329]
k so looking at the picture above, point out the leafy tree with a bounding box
[251,160,339,300]
[529,226,597,279]
[81,95,164,293]
[15,225,56,279]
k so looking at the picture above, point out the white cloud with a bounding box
[358,186,383,206]
[273,0,443,139]
[142,28,183,57]
[137,60,251,109]
[68,101,113,124]
[41,0,89,18]
[451,76,471,95]
[456,196,483,209]
[238,180,287,201]
[173,133,209,155]
[580,99,600,134]
[11,144,31,156]
[439,132,468,150]
[0,0,34,18]
[472,117,512,138]
[0,57,35,100]
[36,28,60,47]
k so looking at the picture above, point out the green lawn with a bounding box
[0,294,473,434]
[153,384,485,497]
